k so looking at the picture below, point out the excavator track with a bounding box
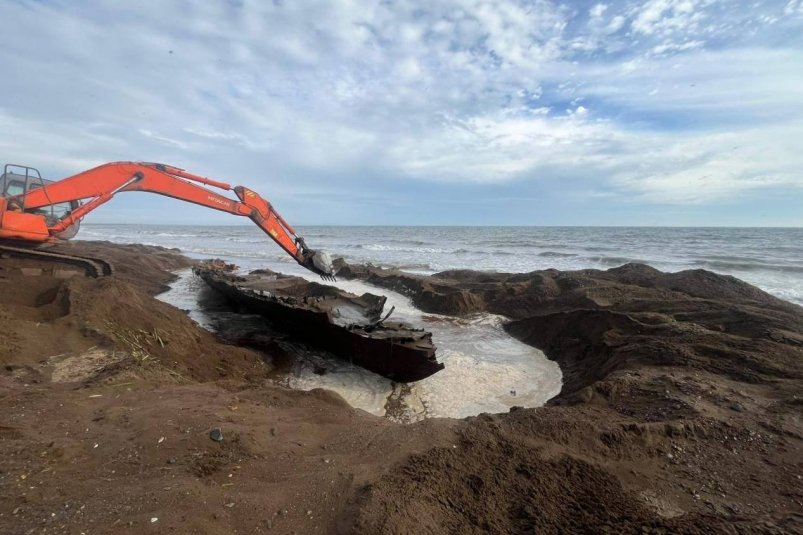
[0,244,113,278]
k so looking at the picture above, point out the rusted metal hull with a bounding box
[195,267,443,382]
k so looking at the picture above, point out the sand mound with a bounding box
[1,246,800,533]
[333,259,803,532]
[0,242,270,384]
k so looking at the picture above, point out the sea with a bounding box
[77,225,803,421]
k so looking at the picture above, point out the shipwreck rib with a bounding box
[194,264,444,382]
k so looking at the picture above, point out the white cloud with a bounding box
[381,99,803,205]
[590,4,609,19]
[651,39,704,55]
[0,0,800,220]
[632,0,705,37]
[137,129,188,150]
[785,0,803,16]
[606,15,626,33]
[608,123,803,203]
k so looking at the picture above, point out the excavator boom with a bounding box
[0,162,334,278]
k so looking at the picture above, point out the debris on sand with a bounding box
[209,428,224,442]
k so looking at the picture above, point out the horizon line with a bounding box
[81,223,803,229]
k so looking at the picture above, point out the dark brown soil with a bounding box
[49,240,195,294]
[334,260,803,534]
[0,244,800,534]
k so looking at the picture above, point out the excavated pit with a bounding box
[3,243,803,533]
[193,262,444,382]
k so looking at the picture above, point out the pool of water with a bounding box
[158,268,562,421]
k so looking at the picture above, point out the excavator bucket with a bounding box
[302,249,336,280]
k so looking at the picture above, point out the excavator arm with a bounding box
[10,162,334,278]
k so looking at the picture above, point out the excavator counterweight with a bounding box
[0,161,335,278]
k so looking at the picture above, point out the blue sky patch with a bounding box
[0,0,801,226]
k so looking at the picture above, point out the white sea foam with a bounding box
[157,264,563,420]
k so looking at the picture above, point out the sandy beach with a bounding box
[0,241,800,533]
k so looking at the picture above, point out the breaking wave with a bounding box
[585,255,648,266]
[80,224,803,306]
[692,260,803,274]
[360,244,454,254]
[538,251,578,258]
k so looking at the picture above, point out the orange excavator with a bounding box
[0,162,335,278]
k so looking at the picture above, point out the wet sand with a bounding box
[1,241,801,534]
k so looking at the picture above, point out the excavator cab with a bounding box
[0,164,81,240]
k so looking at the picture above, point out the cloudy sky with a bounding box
[1,0,801,226]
